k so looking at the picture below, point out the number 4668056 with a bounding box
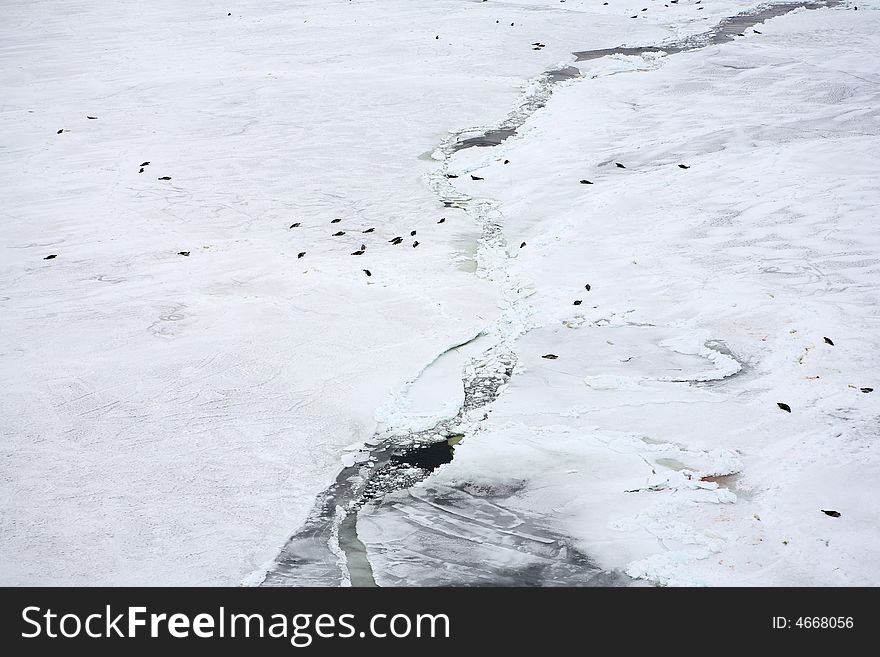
[796,617,854,629]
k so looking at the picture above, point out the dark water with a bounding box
[546,65,581,82]
[390,439,456,470]
[452,128,518,151]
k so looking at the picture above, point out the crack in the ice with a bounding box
[449,1,841,156]
[260,340,516,586]
[573,1,842,61]
[260,0,839,588]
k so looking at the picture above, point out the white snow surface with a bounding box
[2,1,878,586]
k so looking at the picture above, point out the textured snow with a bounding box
[0,0,725,586]
[2,1,878,586]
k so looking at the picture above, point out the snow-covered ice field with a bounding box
[2,1,878,586]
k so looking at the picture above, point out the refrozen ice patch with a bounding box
[357,483,624,587]
[328,506,352,588]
